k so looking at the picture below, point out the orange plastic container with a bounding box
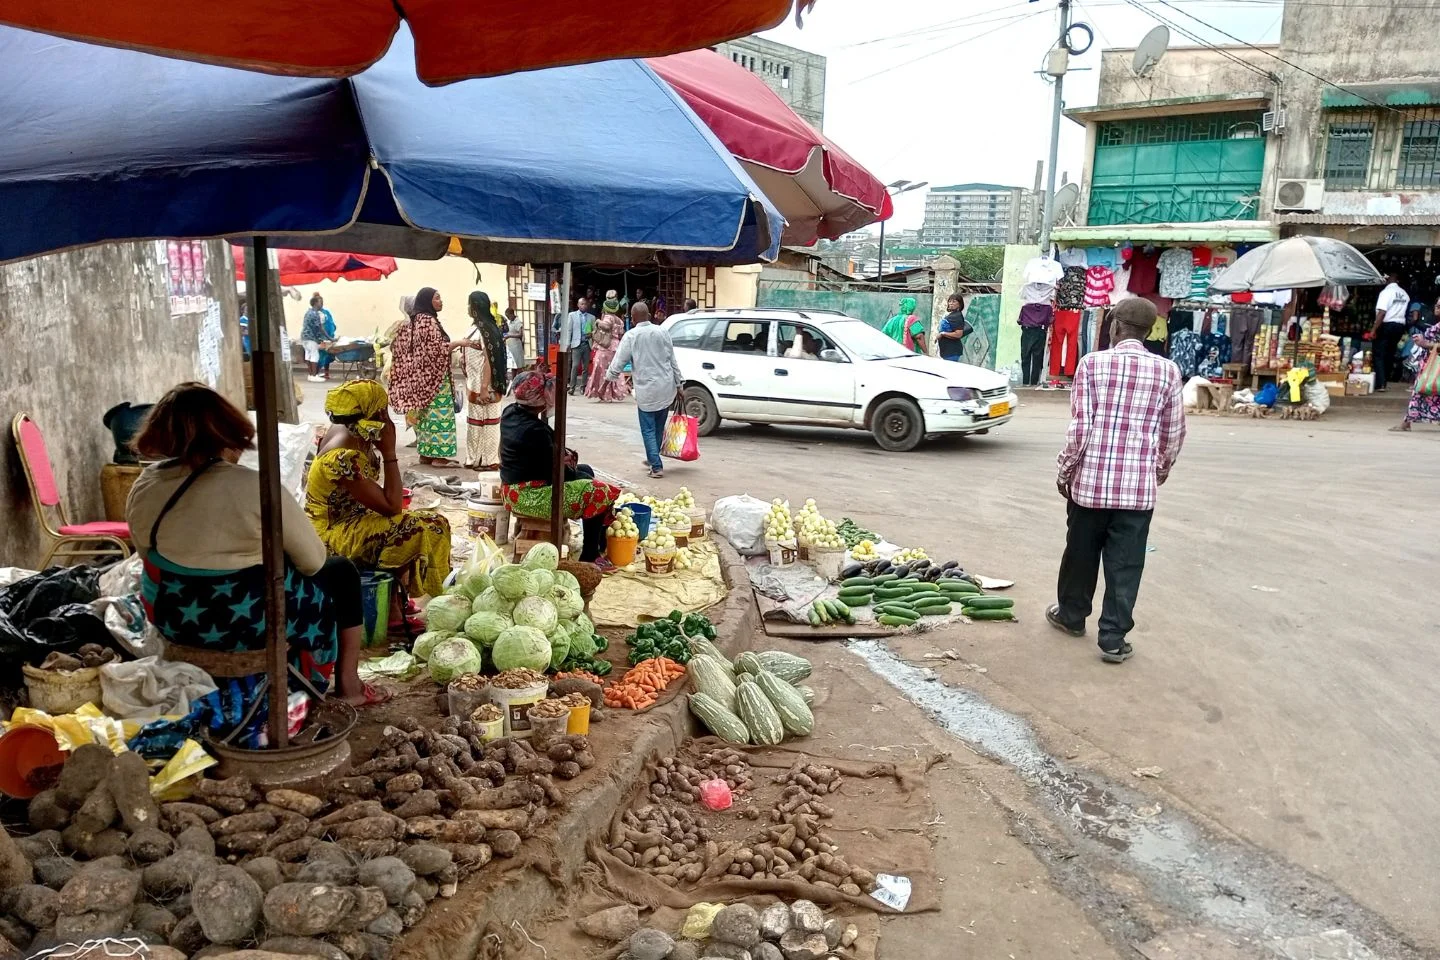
[607,535,639,567]
[0,725,67,799]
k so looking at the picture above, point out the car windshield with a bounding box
[825,319,912,360]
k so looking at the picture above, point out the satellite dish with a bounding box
[1132,25,1169,77]
[1052,183,1081,227]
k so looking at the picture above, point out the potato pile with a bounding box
[646,747,753,804]
[738,763,875,895]
[606,803,713,884]
[1,716,600,960]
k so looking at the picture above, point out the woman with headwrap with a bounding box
[460,291,508,470]
[388,287,468,467]
[586,291,631,401]
[881,296,927,354]
[500,371,622,571]
[125,384,388,740]
[306,380,453,598]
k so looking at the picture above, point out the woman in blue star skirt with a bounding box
[126,384,389,746]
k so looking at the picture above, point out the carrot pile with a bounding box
[603,657,687,710]
[553,670,604,685]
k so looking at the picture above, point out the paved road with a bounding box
[560,392,1440,953]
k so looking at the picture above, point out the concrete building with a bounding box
[712,36,826,130]
[920,183,1039,247]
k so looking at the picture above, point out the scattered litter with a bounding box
[868,873,913,912]
[1145,545,1156,553]
[1136,804,1163,820]
[1250,585,1280,593]
[1131,766,1164,779]
[870,704,888,713]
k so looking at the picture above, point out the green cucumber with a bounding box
[873,587,912,601]
[962,596,1014,610]
[912,597,953,610]
[808,606,822,626]
[963,607,1015,621]
[836,587,873,603]
[939,580,982,594]
[916,603,952,617]
[870,573,899,584]
[841,576,874,589]
[874,607,918,623]
[877,614,915,627]
[830,599,852,619]
[902,581,940,592]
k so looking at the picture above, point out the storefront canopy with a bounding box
[0,0,795,86]
[647,49,890,245]
[230,247,398,286]
[1051,220,1279,245]
[0,25,784,268]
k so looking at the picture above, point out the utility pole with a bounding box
[1037,0,1071,254]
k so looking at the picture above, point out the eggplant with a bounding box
[912,559,932,571]
[874,559,893,574]
[923,567,942,581]
[840,562,866,580]
[891,564,911,579]
[940,560,960,572]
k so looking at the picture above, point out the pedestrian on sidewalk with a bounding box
[606,302,682,479]
[564,296,595,394]
[1372,272,1410,392]
[301,294,330,382]
[1048,298,1186,663]
[937,293,972,362]
[504,305,525,374]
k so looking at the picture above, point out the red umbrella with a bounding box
[648,48,891,245]
[230,246,398,286]
[0,0,798,86]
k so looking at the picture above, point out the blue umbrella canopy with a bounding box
[0,25,783,266]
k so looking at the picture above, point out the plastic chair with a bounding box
[12,414,132,567]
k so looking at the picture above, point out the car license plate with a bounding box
[988,402,1010,417]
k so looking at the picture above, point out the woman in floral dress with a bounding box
[1394,315,1440,431]
[388,287,468,466]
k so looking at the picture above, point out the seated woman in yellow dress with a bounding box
[306,380,452,600]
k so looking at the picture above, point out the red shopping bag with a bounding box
[661,403,700,461]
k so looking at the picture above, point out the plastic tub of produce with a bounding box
[469,703,505,742]
[447,674,490,719]
[607,535,639,567]
[627,503,653,539]
[811,548,846,582]
[643,546,677,576]
[489,669,549,737]
[687,510,707,539]
[765,538,798,567]
[526,699,572,749]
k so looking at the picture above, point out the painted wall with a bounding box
[283,257,508,342]
[996,245,1038,383]
[715,265,761,309]
[755,284,917,332]
[1096,46,1277,106]
[1,241,244,567]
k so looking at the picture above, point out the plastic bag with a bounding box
[239,418,320,502]
[0,566,101,625]
[711,494,772,556]
[27,603,115,650]
[99,656,218,721]
[98,554,143,598]
[1181,375,1210,411]
[661,410,700,461]
[680,903,725,940]
[94,595,164,659]
[698,778,733,811]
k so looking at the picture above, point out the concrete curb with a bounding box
[396,537,759,960]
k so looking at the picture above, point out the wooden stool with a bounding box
[512,516,552,562]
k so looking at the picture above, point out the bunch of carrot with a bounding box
[553,669,604,685]
[603,657,688,710]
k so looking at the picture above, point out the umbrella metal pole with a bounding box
[248,237,289,748]
[550,263,573,550]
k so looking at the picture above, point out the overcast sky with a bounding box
[762,0,1286,232]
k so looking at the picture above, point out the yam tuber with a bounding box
[54,744,114,810]
[326,816,405,841]
[110,750,160,831]
[404,817,485,845]
[317,800,386,826]
[484,829,521,858]
[211,811,278,836]
[456,781,538,811]
[197,776,256,800]
[452,808,529,832]
[74,782,118,834]
[265,790,326,818]
[392,791,441,819]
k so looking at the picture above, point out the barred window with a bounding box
[1324,122,1373,187]
[1399,119,1440,187]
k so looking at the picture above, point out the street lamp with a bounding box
[876,179,928,280]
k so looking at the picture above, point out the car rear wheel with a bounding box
[683,385,720,436]
[871,397,924,452]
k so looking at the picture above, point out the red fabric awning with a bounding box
[648,49,890,245]
[231,246,398,286]
[0,1,795,86]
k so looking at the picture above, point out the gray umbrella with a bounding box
[1209,236,1384,293]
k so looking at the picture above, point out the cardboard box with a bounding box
[1345,381,1372,397]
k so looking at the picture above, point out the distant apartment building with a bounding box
[920,183,1038,247]
[712,36,826,130]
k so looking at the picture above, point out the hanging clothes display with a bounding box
[1157,247,1194,298]
[1056,265,1086,310]
[1085,246,1117,269]
[1083,265,1115,307]
[1058,247,1087,268]
[1051,308,1081,377]
[1079,307,1104,358]
[1167,308,1200,378]
[1109,265,1131,304]
[1229,304,1264,369]
[1126,247,1160,295]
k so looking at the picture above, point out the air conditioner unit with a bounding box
[1274,178,1323,211]
[1262,108,1287,133]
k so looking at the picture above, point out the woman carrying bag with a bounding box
[1393,303,1440,432]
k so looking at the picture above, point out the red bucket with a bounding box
[0,725,67,799]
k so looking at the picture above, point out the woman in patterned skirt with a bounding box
[388,287,468,467]
[1393,315,1440,431]
[500,371,620,571]
[307,380,453,597]
[461,291,508,469]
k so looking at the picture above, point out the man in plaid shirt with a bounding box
[1048,298,1187,663]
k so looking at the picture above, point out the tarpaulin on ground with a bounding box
[589,542,727,628]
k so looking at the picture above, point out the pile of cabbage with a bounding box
[414,543,610,683]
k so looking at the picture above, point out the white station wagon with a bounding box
[661,309,1017,452]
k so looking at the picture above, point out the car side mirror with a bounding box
[820,348,843,362]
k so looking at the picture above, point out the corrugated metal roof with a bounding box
[1278,213,1440,225]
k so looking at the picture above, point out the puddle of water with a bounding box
[846,640,1388,957]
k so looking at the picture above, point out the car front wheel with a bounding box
[683,385,720,436]
[871,397,924,452]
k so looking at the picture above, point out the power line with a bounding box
[1119,0,1278,83]
[841,1,1036,48]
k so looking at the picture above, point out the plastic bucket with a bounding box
[765,539,798,567]
[466,497,505,542]
[687,510,707,539]
[567,702,592,736]
[812,549,846,582]
[490,681,549,737]
[627,504,653,539]
[674,531,690,549]
[358,571,393,647]
[607,535,639,567]
[0,725,67,799]
[22,664,101,716]
[643,547,677,576]
[447,679,490,720]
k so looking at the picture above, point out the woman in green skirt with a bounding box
[388,287,468,466]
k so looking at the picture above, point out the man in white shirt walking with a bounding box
[1373,272,1410,392]
[607,302,683,479]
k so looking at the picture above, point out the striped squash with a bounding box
[795,684,817,706]
[687,655,737,711]
[735,650,812,684]
[735,680,785,745]
[689,636,735,677]
[688,693,750,744]
[753,670,814,737]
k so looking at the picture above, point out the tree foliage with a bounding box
[948,246,1005,282]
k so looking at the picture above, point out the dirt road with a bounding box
[559,394,1440,956]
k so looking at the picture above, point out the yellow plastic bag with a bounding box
[5,703,131,753]
[680,902,725,940]
[150,739,217,801]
